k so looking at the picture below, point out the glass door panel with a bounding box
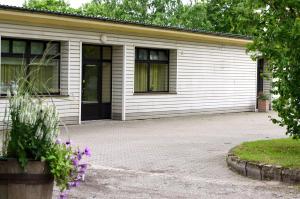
[102,62,111,103]
[82,64,98,103]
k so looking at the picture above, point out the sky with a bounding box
[0,0,92,8]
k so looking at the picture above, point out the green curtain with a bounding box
[1,58,23,94]
[1,58,59,94]
[1,64,22,82]
[29,59,59,94]
[134,63,148,92]
[150,63,168,92]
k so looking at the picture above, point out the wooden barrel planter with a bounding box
[0,159,54,199]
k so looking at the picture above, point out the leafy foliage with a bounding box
[206,0,260,35]
[5,87,60,167]
[24,0,78,13]
[25,0,264,34]
[1,51,91,197]
[42,141,74,191]
[81,0,212,30]
[24,0,213,31]
[257,92,270,101]
[248,1,300,138]
[3,81,91,197]
[42,140,90,196]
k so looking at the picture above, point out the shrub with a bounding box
[257,92,270,101]
[2,82,90,198]
[248,1,300,138]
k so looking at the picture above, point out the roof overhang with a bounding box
[0,9,252,47]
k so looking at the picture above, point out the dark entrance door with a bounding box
[81,44,112,121]
[257,58,264,107]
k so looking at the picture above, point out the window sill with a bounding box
[0,94,70,99]
[133,92,177,96]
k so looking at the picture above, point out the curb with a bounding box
[226,149,300,184]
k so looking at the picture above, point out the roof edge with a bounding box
[0,5,252,46]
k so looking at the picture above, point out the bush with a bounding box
[257,92,270,101]
[5,91,60,167]
[2,83,90,198]
[248,1,300,138]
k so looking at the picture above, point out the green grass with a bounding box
[233,138,300,168]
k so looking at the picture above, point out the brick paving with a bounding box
[55,112,300,199]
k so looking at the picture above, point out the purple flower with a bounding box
[55,138,61,145]
[59,192,67,199]
[74,181,80,187]
[77,152,82,161]
[68,181,80,187]
[79,165,87,173]
[68,182,74,187]
[58,146,90,198]
[75,148,81,154]
[80,164,88,169]
[65,140,72,146]
[72,158,79,166]
[84,147,91,157]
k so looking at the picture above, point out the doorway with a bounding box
[257,58,264,107]
[81,44,112,120]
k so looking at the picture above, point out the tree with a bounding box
[207,0,259,35]
[24,0,258,35]
[24,0,76,13]
[177,1,212,30]
[81,0,149,22]
[81,0,212,30]
[248,1,300,138]
[148,0,183,25]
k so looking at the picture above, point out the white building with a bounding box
[0,5,265,125]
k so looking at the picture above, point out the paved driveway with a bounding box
[57,112,300,198]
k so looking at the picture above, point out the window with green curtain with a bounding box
[0,57,23,95]
[135,48,169,93]
[0,38,60,96]
[150,63,168,92]
[134,63,148,92]
[29,59,59,94]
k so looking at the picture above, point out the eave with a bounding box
[0,8,252,47]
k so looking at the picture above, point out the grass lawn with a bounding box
[232,138,300,168]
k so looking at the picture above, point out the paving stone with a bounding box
[56,112,300,198]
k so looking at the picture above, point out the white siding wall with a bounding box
[0,23,82,125]
[0,21,257,123]
[60,41,69,96]
[122,41,257,119]
[169,49,178,93]
[111,45,124,120]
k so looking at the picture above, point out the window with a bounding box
[31,41,44,55]
[1,38,60,96]
[135,48,169,93]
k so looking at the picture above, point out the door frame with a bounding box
[81,43,112,121]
